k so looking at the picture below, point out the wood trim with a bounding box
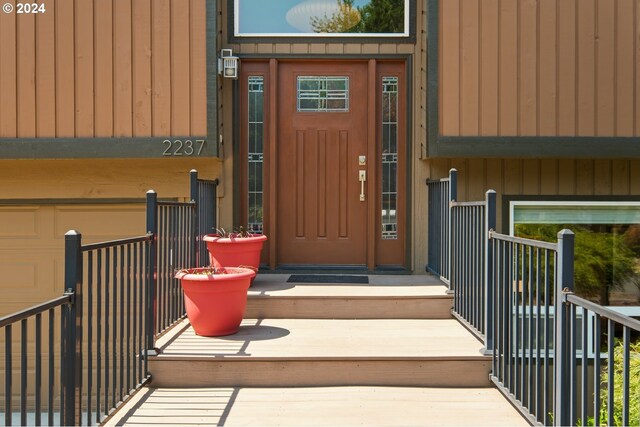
[268,59,278,269]
[0,137,214,158]
[367,60,377,270]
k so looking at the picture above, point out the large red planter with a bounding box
[175,267,256,337]
[203,233,267,272]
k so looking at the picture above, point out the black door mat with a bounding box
[287,274,369,284]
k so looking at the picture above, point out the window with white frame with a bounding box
[510,201,640,306]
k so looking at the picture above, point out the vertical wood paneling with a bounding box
[502,160,522,194]
[557,0,576,135]
[171,0,190,135]
[94,0,114,137]
[75,0,94,137]
[36,3,56,137]
[152,0,171,136]
[522,159,540,194]
[439,0,639,137]
[0,1,17,137]
[0,0,207,139]
[499,0,518,135]
[630,160,640,193]
[611,159,630,195]
[538,0,557,134]
[593,160,612,195]
[479,0,498,135]
[133,0,152,137]
[467,159,485,200]
[519,0,537,135]
[460,0,479,135]
[441,0,460,135]
[576,0,596,135]
[55,0,75,137]
[557,159,576,194]
[539,159,558,194]
[575,159,595,195]
[114,0,133,136]
[616,0,635,136]
[189,0,206,136]
[596,0,615,136]
[17,12,36,137]
[485,159,503,195]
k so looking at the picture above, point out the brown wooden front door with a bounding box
[240,60,406,269]
[277,61,369,265]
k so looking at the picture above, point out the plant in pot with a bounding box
[203,227,267,282]
[175,266,256,337]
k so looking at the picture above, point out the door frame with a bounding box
[234,55,413,271]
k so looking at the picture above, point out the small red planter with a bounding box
[175,267,256,337]
[203,233,267,275]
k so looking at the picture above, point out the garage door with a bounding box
[0,203,146,316]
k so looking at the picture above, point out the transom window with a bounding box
[234,0,409,37]
[297,76,349,112]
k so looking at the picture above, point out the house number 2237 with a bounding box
[162,139,206,156]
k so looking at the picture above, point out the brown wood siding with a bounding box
[439,0,640,137]
[0,0,207,139]
[427,158,640,231]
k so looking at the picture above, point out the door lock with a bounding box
[358,170,366,201]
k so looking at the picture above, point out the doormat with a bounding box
[287,275,369,284]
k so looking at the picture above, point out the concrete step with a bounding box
[246,274,452,319]
[150,318,490,388]
[106,386,528,426]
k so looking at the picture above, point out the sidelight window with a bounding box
[381,77,398,239]
[247,76,264,234]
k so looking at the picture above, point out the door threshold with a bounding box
[259,265,411,275]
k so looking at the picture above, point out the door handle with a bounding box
[358,170,366,201]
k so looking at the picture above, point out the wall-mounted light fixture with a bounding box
[218,48,239,79]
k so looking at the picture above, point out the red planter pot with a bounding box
[175,267,256,337]
[203,233,267,274]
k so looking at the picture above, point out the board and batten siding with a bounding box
[439,0,640,137]
[0,0,207,139]
[426,157,640,232]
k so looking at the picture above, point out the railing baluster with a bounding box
[20,319,27,426]
[622,326,630,427]
[112,246,117,411]
[47,309,53,427]
[5,325,12,427]
[594,313,601,427]
[87,251,94,426]
[104,247,110,417]
[581,306,588,426]
[119,245,125,404]
[126,243,132,395]
[97,249,103,424]
[35,313,42,427]
[607,319,615,427]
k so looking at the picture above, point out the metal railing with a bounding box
[488,230,566,425]
[426,168,456,284]
[558,291,640,427]
[191,170,219,268]
[1,170,218,425]
[1,295,72,426]
[74,232,154,426]
[449,191,494,339]
[428,172,640,426]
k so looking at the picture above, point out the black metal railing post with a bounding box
[190,169,200,269]
[145,191,158,355]
[63,230,83,426]
[447,168,457,291]
[554,229,575,427]
[483,190,496,355]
